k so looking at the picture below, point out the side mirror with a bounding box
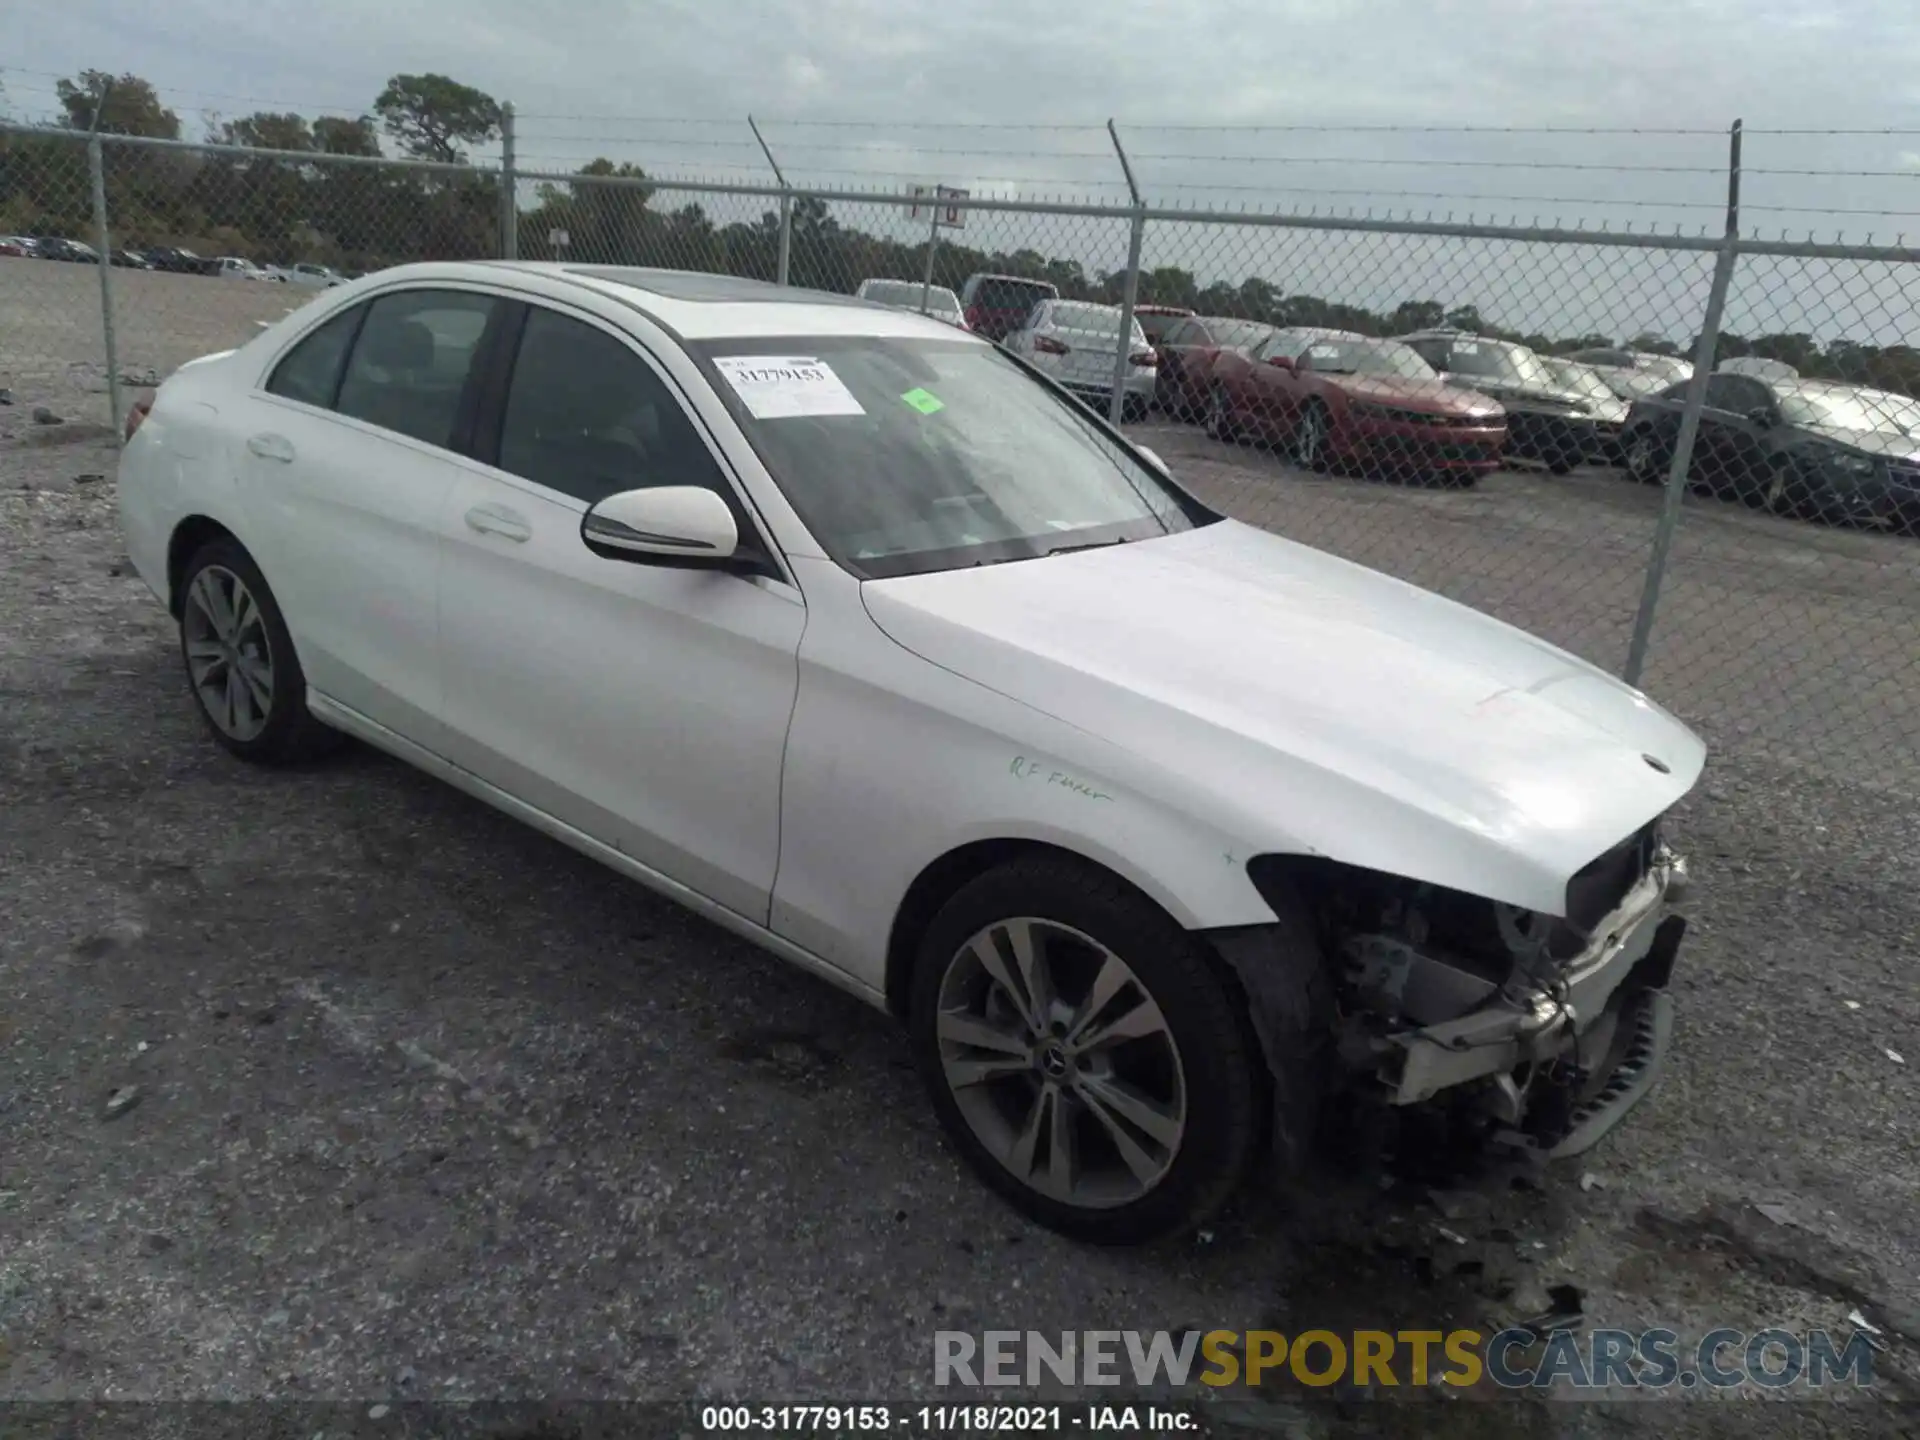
[581,486,740,567]
[1135,444,1171,477]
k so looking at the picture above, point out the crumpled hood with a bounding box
[861,520,1706,913]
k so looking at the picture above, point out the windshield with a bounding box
[1542,358,1620,404]
[1207,319,1274,350]
[863,281,961,315]
[695,336,1207,579]
[972,278,1054,312]
[1136,311,1189,343]
[1049,303,1147,343]
[1299,338,1435,379]
[1442,338,1555,388]
[1780,387,1920,437]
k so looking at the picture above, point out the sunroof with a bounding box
[562,267,867,305]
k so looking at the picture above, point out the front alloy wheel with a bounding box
[909,855,1272,1244]
[1206,383,1237,442]
[935,917,1186,1209]
[1294,404,1328,470]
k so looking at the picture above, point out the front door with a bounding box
[435,302,805,924]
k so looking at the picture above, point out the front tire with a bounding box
[1623,428,1671,485]
[909,856,1267,1244]
[1293,401,1330,471]
[177,537,342,765]
[1205,382,1239,443]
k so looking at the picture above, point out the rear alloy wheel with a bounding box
[178,537,342,764]
[910,857,1267,1243]
[1293,402,1329,471]
[1206,383,1238,443]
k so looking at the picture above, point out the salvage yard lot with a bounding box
[2,306,1918,1429]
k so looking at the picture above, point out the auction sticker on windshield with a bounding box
[713,356,867,419]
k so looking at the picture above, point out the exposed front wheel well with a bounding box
[166,515,237,618]
[884,839,1200,1020]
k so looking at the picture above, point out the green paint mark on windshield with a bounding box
[900,387,945,415]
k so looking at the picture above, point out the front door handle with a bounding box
[464,504,531,543]
[246,432,295,463]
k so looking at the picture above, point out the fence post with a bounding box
[919,204,941,314]
[1624,118,1743,687]
[499,102,518,260]
[748,116,793,286]
[1106,121,1145,428]
[87,132,124,440]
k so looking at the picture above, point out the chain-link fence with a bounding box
[3,120,1917,793]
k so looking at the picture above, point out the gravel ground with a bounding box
[2,303,1918,1434]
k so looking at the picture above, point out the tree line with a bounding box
[2,68,1914,398]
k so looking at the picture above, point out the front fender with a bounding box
[768,564,1279,992]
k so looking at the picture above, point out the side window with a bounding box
[496,307,732,508]
[1163,320,1194,346]
[1701,375,1743,412]
[335,289,500,449]
[1405,339,1445,368]
[265,305,363,408]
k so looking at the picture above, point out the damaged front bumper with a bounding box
[1381,846,1689,1157]
[1219,842,1692,1167]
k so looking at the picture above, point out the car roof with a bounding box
[361,261,984,343]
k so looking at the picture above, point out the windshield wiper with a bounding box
[1044,536,1130,557]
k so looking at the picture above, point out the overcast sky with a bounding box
[8,0,1920,337]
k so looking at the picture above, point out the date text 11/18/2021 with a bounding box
[700,1403,1198,1433]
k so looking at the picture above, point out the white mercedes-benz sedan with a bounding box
[119,262,1703,1244]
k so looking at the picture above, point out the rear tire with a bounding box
[1623,428,1670,485]
[908,855,1268,1244]
[177,536,343,765]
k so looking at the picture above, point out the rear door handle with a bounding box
[464,503,531,543]
[246,432,295,463]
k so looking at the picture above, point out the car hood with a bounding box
[1325,373,1504,416]
[1441,373,1589,412]
[1802,425,1920,461]
[862,520,1705,914]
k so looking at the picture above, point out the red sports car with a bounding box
[1152,316,1277,420]
[1206,327,1509,486]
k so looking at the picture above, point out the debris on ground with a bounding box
[102,1085,142,1120]
[73,472,105,485]
[1755,1202,1796,1227]
[0,386,12,405]
[1519,1283,1586,1339]
[1849,1308,1883,1335]
[1889,1048,1906,1065]
[32,407,62,425]
[1580,1171,1608,1192]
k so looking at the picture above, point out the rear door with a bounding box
[240,286,505,747]
[434,300,805,923]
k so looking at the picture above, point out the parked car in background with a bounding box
[958,273,1059,343]
[1005,299,1157,420]
[1133,303,1195,348]
[110,248,154,269]
[1619,372,1920,530]
[215,256,274,281]
[1153,316,1278,420]
[36,237,100,263]
[0,235,39,257]
[1565,348,1694,401]
[1539,355,1631,462]
[1716,356,1799,383]
[1208,328,1507,485]
[1398,331,1604,474]
[855,277,967,327]
[286,262,350,290]
[118,260,1703,1244]
[141,246,208,275]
